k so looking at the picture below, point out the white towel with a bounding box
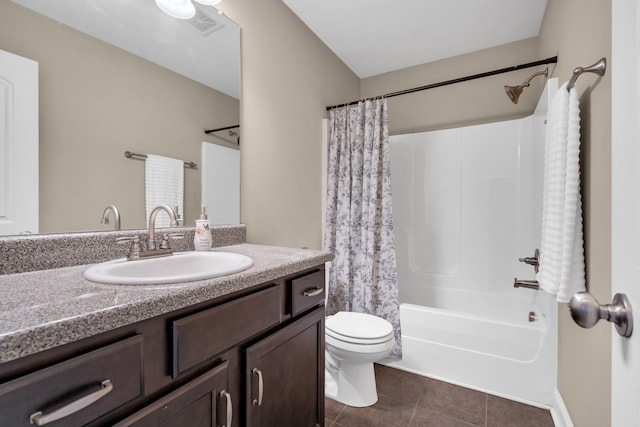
[536,82,586,302]
[145,154,184,228]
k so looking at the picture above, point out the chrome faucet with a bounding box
[100,205,121,230]
[147,204,179,251]
[117,204,182,260]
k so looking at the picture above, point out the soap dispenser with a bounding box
[194,206,212,251]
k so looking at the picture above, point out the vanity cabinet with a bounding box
[246,307,324,427]
[0,265,326,427]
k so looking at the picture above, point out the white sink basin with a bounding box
[83,251,253,285]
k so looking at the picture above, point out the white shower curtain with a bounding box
[324,98,401,357]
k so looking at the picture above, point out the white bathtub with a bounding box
[382,287,557,407]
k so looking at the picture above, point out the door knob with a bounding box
[569,292,633,337]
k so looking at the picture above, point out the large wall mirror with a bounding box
[0,0,240,235]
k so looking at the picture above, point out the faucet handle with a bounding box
[518,248,540,273]
[159,233,184,250]
[116,236,142,260]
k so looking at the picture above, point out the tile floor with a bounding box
[325,364,555,427]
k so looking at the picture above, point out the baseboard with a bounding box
[550,388,574,427]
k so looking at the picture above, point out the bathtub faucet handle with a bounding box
[518,248,540,273]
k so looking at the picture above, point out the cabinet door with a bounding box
[114,362,232,427]
[246,307,324,427]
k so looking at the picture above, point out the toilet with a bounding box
[325,311,395,407]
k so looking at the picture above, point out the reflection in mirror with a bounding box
[0,0,240,236]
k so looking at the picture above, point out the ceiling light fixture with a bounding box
[155,0,196,19]
[155,0,222,19]
[193,0,222,5]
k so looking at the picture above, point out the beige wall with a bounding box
[0,1,239,233]
[538,0,612,426]
[223,0,360,249]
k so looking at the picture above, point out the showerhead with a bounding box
[504,85,524,104]
[504,67,549,104]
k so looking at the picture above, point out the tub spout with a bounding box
[513,278,539,290]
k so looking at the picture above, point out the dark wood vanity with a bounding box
[0,265,326,427]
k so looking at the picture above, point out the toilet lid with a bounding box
[326,312,394,342]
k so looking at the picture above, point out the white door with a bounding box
[201,142,240,225]
[611,1,640,426]
[0,49,38,235]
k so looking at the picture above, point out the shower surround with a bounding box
[382,80,558,407]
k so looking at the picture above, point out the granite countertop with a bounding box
[0,244,332,364]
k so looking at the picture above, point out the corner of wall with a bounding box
[551,388,575,427]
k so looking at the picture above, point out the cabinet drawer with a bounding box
[0,335,143,426]
[290,269,325,316]
[172,285,281,378]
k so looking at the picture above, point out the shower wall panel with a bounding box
[390,116,541,306]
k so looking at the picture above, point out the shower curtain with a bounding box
[324,98,401,357]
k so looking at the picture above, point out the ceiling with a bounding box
[11,0,240,98]
[282,0,548,78]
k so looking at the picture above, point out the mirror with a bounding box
[0,0,240,235]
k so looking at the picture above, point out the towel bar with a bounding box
[567,57,606,91]
[124,151,197,169]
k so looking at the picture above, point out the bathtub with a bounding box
[382,287,557,407]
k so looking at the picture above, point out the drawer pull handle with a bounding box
[29,379,113,426]
[220,389,233,427]
[252,368,263,406]
[303,287,324,297]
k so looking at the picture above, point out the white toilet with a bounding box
[325,311,395,407]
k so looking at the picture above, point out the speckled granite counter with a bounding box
[0,225,247,275]
[0,243,332,363]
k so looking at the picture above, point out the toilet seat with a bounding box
[326,312,394,345]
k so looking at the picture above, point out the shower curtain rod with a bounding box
[204,124,240,134]
[325,56,558,111]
